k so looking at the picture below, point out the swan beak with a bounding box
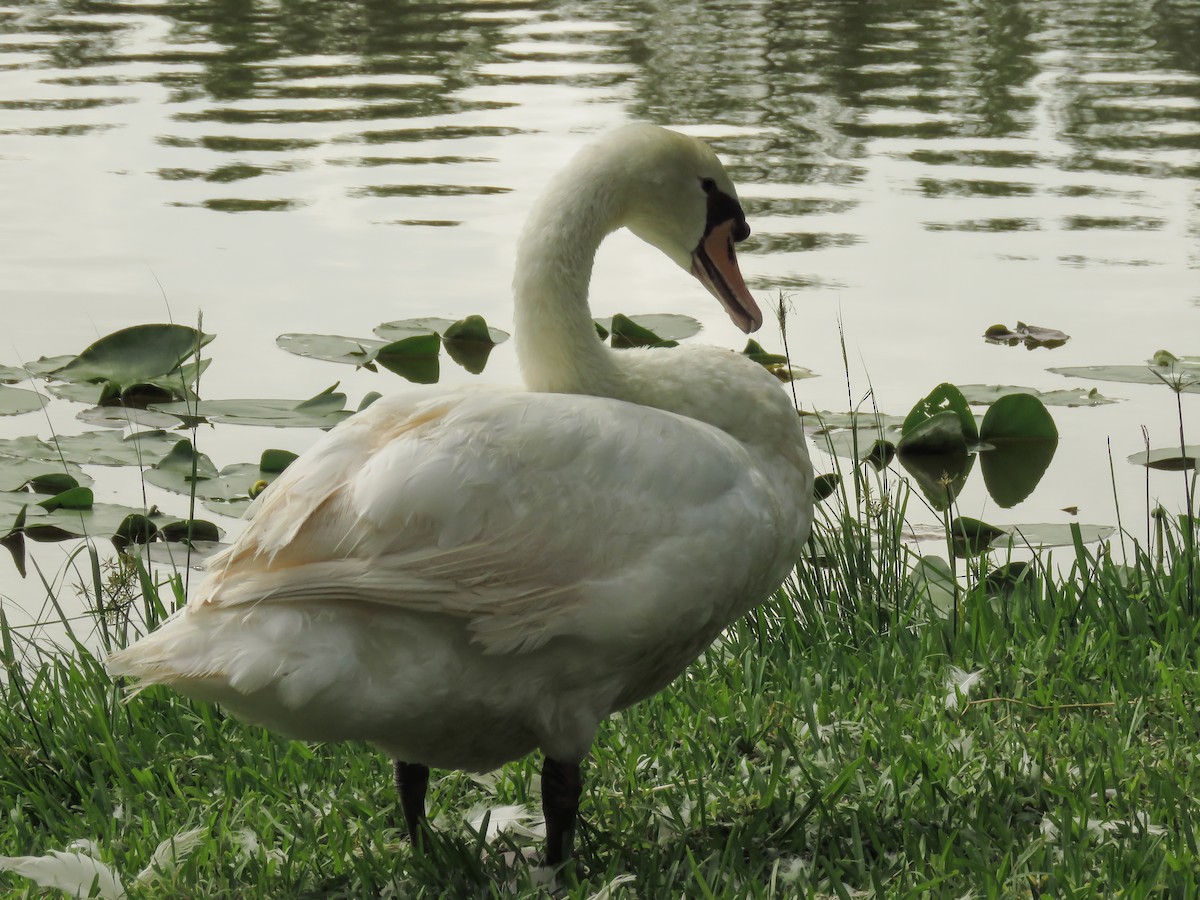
[691,219,763,333]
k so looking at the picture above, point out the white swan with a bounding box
[107,124,814,868]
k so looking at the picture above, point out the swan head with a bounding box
[609,125,762,333]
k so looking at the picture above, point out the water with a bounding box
[1,0,1198,629]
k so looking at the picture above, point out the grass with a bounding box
[1,471,1198,898]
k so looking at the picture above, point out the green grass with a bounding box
[2,484,1198,898]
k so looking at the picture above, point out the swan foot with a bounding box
[393,759,432,851]
[541,756,582,870]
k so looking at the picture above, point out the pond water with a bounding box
[1,0,1197,631]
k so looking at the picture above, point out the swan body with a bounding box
[107,123,814,864]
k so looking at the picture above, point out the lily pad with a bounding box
[0,430,179,468]
[948,516,1008,557]
[1049,358,1200,393]
[975,394,1059,507]
[984,322,1070,349]
[52,324,213,388]
[1127,446,1199,471]
[276,333,387,367]
[897,442,974,511]
[146,458,287,503]
[76,405,184,430]
[958,384,1117,408]
[376,334,441,384]
[594,314,701,342]
[443,315,502,375]
[900,383,979,448]
[0,386,41,417]
[898,410,972,456]
[0,363,30,383]
[152,386,352,428]
[607,314,678,349]
[0,456,92,492]
[374,317,509,344]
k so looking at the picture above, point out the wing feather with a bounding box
[193,387,779,653]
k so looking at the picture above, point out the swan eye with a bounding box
[700,177,717,194]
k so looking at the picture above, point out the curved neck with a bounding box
[513,153,627,397]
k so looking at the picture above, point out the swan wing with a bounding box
[194,387,787,653]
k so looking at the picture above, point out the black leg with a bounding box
[541,756,582,868]
[393,759,431,850]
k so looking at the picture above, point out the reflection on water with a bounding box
[0,0,1198,611]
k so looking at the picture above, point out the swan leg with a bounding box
[393,759,431,850]
[542,756,582,867]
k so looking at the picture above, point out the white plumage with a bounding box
[108,123,814,865]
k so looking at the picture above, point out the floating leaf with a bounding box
[113,513,158,550]
[1049,359,1200,393]
[958,383,1117,408]
[594,314,701,342]
[152,388,352,428]
[260,449,298,473]
[984,322,1070,349]
[36,486,94,512]
[0,456,91,492]
[977,394,1059,508]
[1127,446,1199,471]
[608,314,678,349]
[0,386,41,417]
[374,317,509,344]
[901,384,978,445]
[742,339,788,367]
[898,410,971,456]
[813,473,840,502]
[443,315,501,375]
[52,324,213,388]
[159,519,222,544]
[376,334,441,383]
[1006,523,1116,548]
[0,430,178,468]
[276,333,387,367]
[949,516,1007,557]
[76,405,184,430]
[151,440,220,481]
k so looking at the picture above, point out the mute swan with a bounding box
[107,123,814,868]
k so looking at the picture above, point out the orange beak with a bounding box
[690,219,762,333]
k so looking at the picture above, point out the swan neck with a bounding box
[513,158,626,397]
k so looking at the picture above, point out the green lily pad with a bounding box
[1003,523,1116,549]
[0,363,29,383]
[0,456,92,492]
[607,314,678,349]
[374,317,510,344]
[146,458,287,502]
[741,339,788,367]
[1049,360,1200,393]
[152,439,221,481]
[901,383,979,446]
[376,334,441,383]
[52,324,213,388]
[76,405,184,430]
[152,386,352,428]
[1127,446,1199,471]
[958,384,1117,408]
[984,322,1070,349]
[0,386,41,417]
[24,501,161,542]
[594,314,701,342]
[0,430,179,468]
[276,333,388,367]
[813,473,840,502]
[36,486,94,512]
[443,315,502,375]
[949,516,1008,557]
[898,409,971,456]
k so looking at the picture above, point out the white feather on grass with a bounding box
[465,803,546,842]
[0,828,204,899]
[944,666,985,710]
